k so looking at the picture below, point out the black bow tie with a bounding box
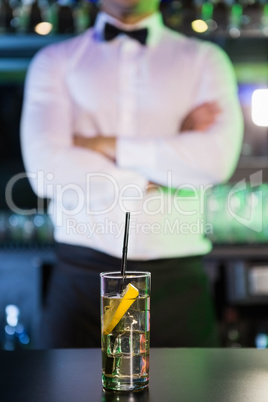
[104,22,148,45]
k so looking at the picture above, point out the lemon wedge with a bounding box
[102,283,139,335]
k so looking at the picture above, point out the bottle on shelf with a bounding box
[0,0,15,33]
[56,0,75,34]
[28,0,42,32]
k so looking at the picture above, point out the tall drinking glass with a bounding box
[100,271,151,392]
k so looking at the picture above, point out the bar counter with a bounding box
[1,348,268,402]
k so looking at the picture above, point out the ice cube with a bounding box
[112,333,122,355]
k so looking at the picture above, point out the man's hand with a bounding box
[147,101,221,192]
[73,135,116,162]
[180,101,221,132]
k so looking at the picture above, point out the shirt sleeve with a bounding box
[116,42,244,188]
[20,44,147,209]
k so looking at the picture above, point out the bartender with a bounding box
[20,0,243,348]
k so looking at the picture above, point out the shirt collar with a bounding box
[93,11,164,46]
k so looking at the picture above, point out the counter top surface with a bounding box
[1,348,268,402]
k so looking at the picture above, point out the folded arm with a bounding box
[74,44,243,189]
[73,100,221,164]
[115,44,243,187]
[20,45,147,205]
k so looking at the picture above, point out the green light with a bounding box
[264,4,268,17]
[232,4,243,18]
[234,63,268,84]
[201,3,213,21]
[230,4,242,26]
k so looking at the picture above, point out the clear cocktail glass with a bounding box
[100,271,151,392]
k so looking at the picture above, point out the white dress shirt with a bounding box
[20,11,243,260]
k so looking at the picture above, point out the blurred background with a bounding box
[1,0,268,349]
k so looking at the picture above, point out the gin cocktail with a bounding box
[100,271,151,392]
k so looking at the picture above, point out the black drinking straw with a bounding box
[120,212,130,281]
